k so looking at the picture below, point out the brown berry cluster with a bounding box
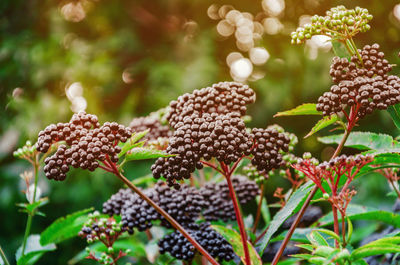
[200,175,259,222]
[104,182,208,234]
[317,44,400,119]
[129,116,172,141]
[250,128,290,172]
[37,112,132,181]
[166,81,255,129]
[158,222,235,262]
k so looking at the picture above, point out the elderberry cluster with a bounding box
[158,222,235,262]
[317,44,400,119]
[104,181,208,234]
[152,82,257,187]
[37,112,132,181]
[291,6,372,44]
[129,116,172,140]
[250,128,290,172]
[200,175,259,222]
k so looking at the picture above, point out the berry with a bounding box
[158,222,235,262]
[111,181,208,233]
[317,44,400,119]
[37,112,132,181]
[129,116,172,141]
[200,175,259,222]
[102,188,134,216]
[250,128,290,172]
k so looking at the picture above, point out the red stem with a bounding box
[332,203,340,248]
[200,161,224,175]
[222,162,252,265]
[107,161,220,265]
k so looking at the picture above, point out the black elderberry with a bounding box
[201,176,259,222]
[158,222,235,262]
[37,112,132,181]
[317,44,400,119]
[129,116,172,141]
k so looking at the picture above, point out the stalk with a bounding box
[110,165,220,265]
[332,205,340,248]
[252,181,265,234]
[224,172,251,265]
[0,243,10,265]
[22,157,40,255]
[271,120,354,264]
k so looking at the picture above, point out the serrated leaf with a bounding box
[119,130,149,158]
[125,147,174,161]
[212,225,262,265]
[16,235,56,265]
[274,103,322,117]
[357,152,400,176]
[308,231,329,247]
[317,131,400,150]
[305,115,338,138]
[387,104,400,130]
[291,253,314,259]
[256,181,314,254]
[331,40,351,60]
[317,204,400,228]
[351,244,400,260]
[40,208,93,245]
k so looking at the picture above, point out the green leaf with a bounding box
[125,147,174,161]
[308,231,329,247]
[387,104,400,130]
[16,198,49,215]
[291,253,314,259]
[331,40,351,60]
[296,244,314,252]
[305,115,338,138]
[352,260,369,265]
[16,235,56,265]
[119,130,149,158]
[274,103,321,117]
[40,208,93,245]
[346,217,353,244]
[362,236,400,247]
[212,225,262,265]
[351,244,400,260]
[314,229,341,243]
[317,131,400,150]
[256,181,314,254]
[317,204,400,228]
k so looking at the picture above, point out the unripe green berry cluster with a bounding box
[13,141,37,159]
[79,211,125,245]
[291,5,372,44]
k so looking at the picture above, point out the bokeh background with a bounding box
[1,0,400,264]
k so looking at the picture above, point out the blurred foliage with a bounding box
[1,0,400,264]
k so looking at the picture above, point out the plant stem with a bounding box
[224,172,251,265]
[271,186,318,265]
[252,182,265,234]
[389,180,400,199]
[112,169,220,265]
[22,156,40,255]
[0,243,10,265]
[332,205,340,248]
[341,213,346,247]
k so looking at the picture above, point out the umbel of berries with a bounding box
[316,43,400,119]
[36,111,132,181]
[158,222,235,262]
[151,82,290,187]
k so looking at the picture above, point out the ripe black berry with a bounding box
[129,116,172,141]
[158,222,235,262]
[317,44,400,119]
[201,175,259,221]
[37,112,132,181]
